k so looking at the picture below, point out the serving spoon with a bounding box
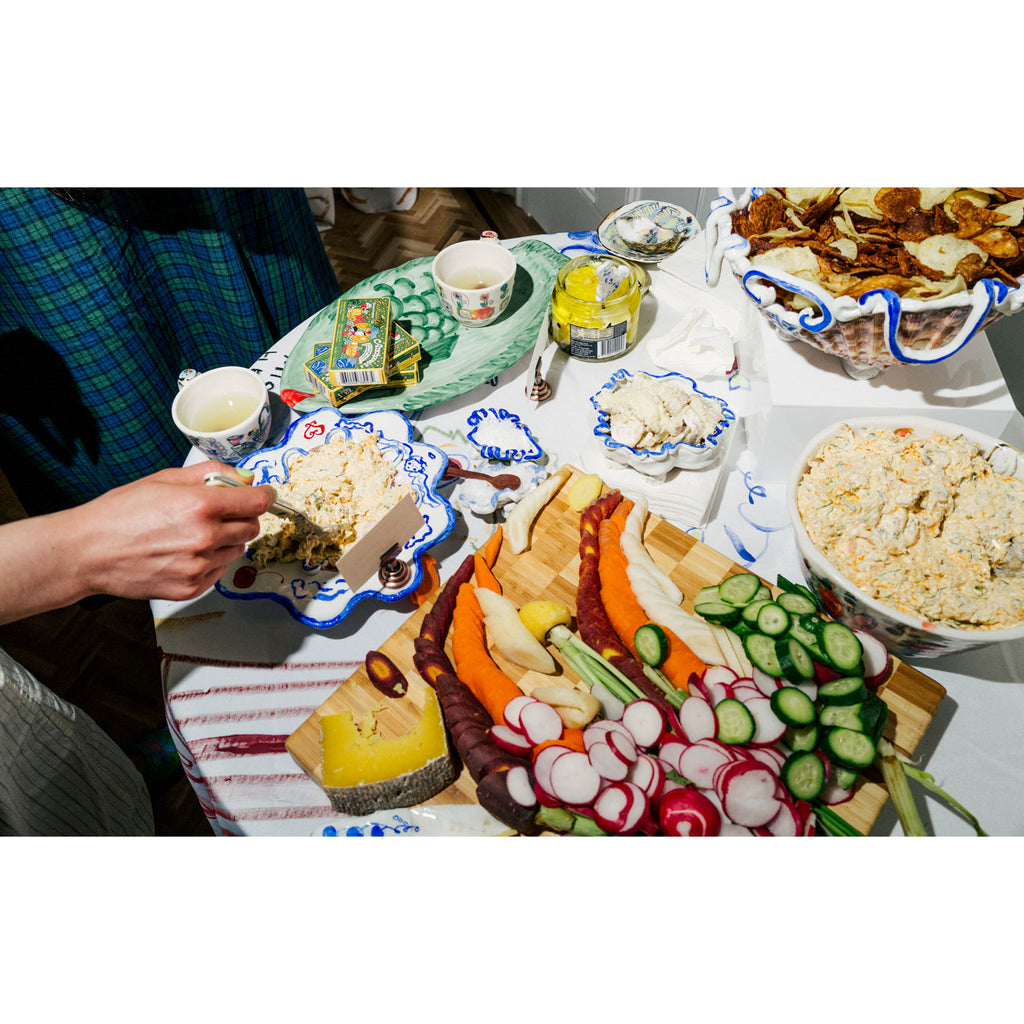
[442,463,522,491]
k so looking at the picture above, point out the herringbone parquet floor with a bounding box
[0,187,543,837]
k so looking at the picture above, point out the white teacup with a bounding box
[431,237,517,327]
[171,366,272,464]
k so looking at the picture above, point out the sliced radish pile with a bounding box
[593,781,648,834]
[506,765,538,808]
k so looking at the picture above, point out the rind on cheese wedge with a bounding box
[319,688,458,816]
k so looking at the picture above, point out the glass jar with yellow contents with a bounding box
[550,254,651,361]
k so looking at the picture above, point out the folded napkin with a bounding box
[646,307,736,377]
[578,436,731,530]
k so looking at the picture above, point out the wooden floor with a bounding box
[0,188,542,837]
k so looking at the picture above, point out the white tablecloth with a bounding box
[153,231,1024,837]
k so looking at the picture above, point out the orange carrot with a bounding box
[609,497,635,534]
[473,551,502,594]
[481,524,503,567]
[451,582,524,724]
[532,729,586,757]
[598,519,704,694]
[409,553,440,606]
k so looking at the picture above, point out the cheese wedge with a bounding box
[319,688,458,816]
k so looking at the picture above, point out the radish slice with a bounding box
[688,675,715,704]
[533,743,574,796]
[718,763,782,828]
[856,630,893,688]
[502,694,539,733]
[818,779,856,805]
[547,750,602,806]
[627,753,666,800]
[745,745,786,773]
[506,765,538,808]
[657,786,722,836]
[605,728,638,766]
[583,719,634,749]
[765,799,803,836]
[751,666,782,696]
[588,739,631,782]
[678,741,734,789]
[702,665,739,688]
[517,699,564,746]
[621,699,667,749]
[677,695,717,742]
[594,781,648,834]
[657,738,689,775]
[743,696,787,745]
[731,683,764,704]
[706,680,734,707]
[490,723,535,755]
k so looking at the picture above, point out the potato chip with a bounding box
[907,234,987,276]
[973,228,1019,260]
[875,188,921,223]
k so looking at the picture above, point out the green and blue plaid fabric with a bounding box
[0,188,339,514]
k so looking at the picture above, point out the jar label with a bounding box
[568,320,628,360]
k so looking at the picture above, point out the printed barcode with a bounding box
[336,370,381,385]
[593,335,627,359]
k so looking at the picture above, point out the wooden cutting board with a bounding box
[286,466,947,835]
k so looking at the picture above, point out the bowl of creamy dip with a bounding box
[590,369,734,478]
[788,416,1024,658]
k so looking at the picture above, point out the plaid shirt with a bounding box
[0,188,339,513]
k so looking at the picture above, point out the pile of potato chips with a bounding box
[730,188,1024,308]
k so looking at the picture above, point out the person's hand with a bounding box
[69,461,277,602]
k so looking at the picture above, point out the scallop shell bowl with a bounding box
[706,189,1024,376]
[787,415,1024,659]
[590,369,734,479]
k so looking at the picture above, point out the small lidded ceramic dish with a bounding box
[466,407,542,462]
[590,369,734,479]
[787,415,1024,658]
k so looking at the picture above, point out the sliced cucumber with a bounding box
[817,676,868,706]
[741,598,776,626]
[714,698,756,745]
[830,764,861,790]
[775,636,815,682]
[785,723,819,753]
[756,602,791,637]
[777,590,818,617]
[781,750,826,801]
[633,623,669,667]
[694,585,723,606]
[743,632,783,678]
[754,584,773,603]
[775,575,818,607]
[771,685,817,727]
[820,621,863,674]
[694,600,742,625]
[819,703,867,731]
[718,573,762,607]
[822,726,877,769]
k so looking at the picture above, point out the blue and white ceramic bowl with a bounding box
[787,415,1024,659]
[706,188,1024,374]
[466,407,542,462]
[590,369,734,479]
[214,408,455,628]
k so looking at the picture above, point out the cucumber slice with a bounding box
[694,585,722,606]
[775,575,818,606]
[819,703,866,731]
[714,698,756,745]
[756,602,791,637]
[741,598,776,625]
[633,623,669,667]
[785,723,819,752]
[817,676,868,706]
[820,621,863,674]
[718,573,763,607]
[694,600,742,625]
[775,636,815,682]
[771,685,817,727]
[830,765,860,790]
[822,727,877,769]
[777,591,818,617]
[743,632,783,678]
[782,750,826,801]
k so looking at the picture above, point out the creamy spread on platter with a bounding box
[595,373,723,450]
[248,432,413,569]
[797,424,1024,630]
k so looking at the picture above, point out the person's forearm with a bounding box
[0,509,95,624]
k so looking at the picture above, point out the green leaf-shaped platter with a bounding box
[281,239,568,414]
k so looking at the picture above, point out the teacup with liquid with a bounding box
[431,236,517,327]
[171,365,272,464]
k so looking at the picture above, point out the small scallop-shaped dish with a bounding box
[466,407,543,462]
[590,369,734,477]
